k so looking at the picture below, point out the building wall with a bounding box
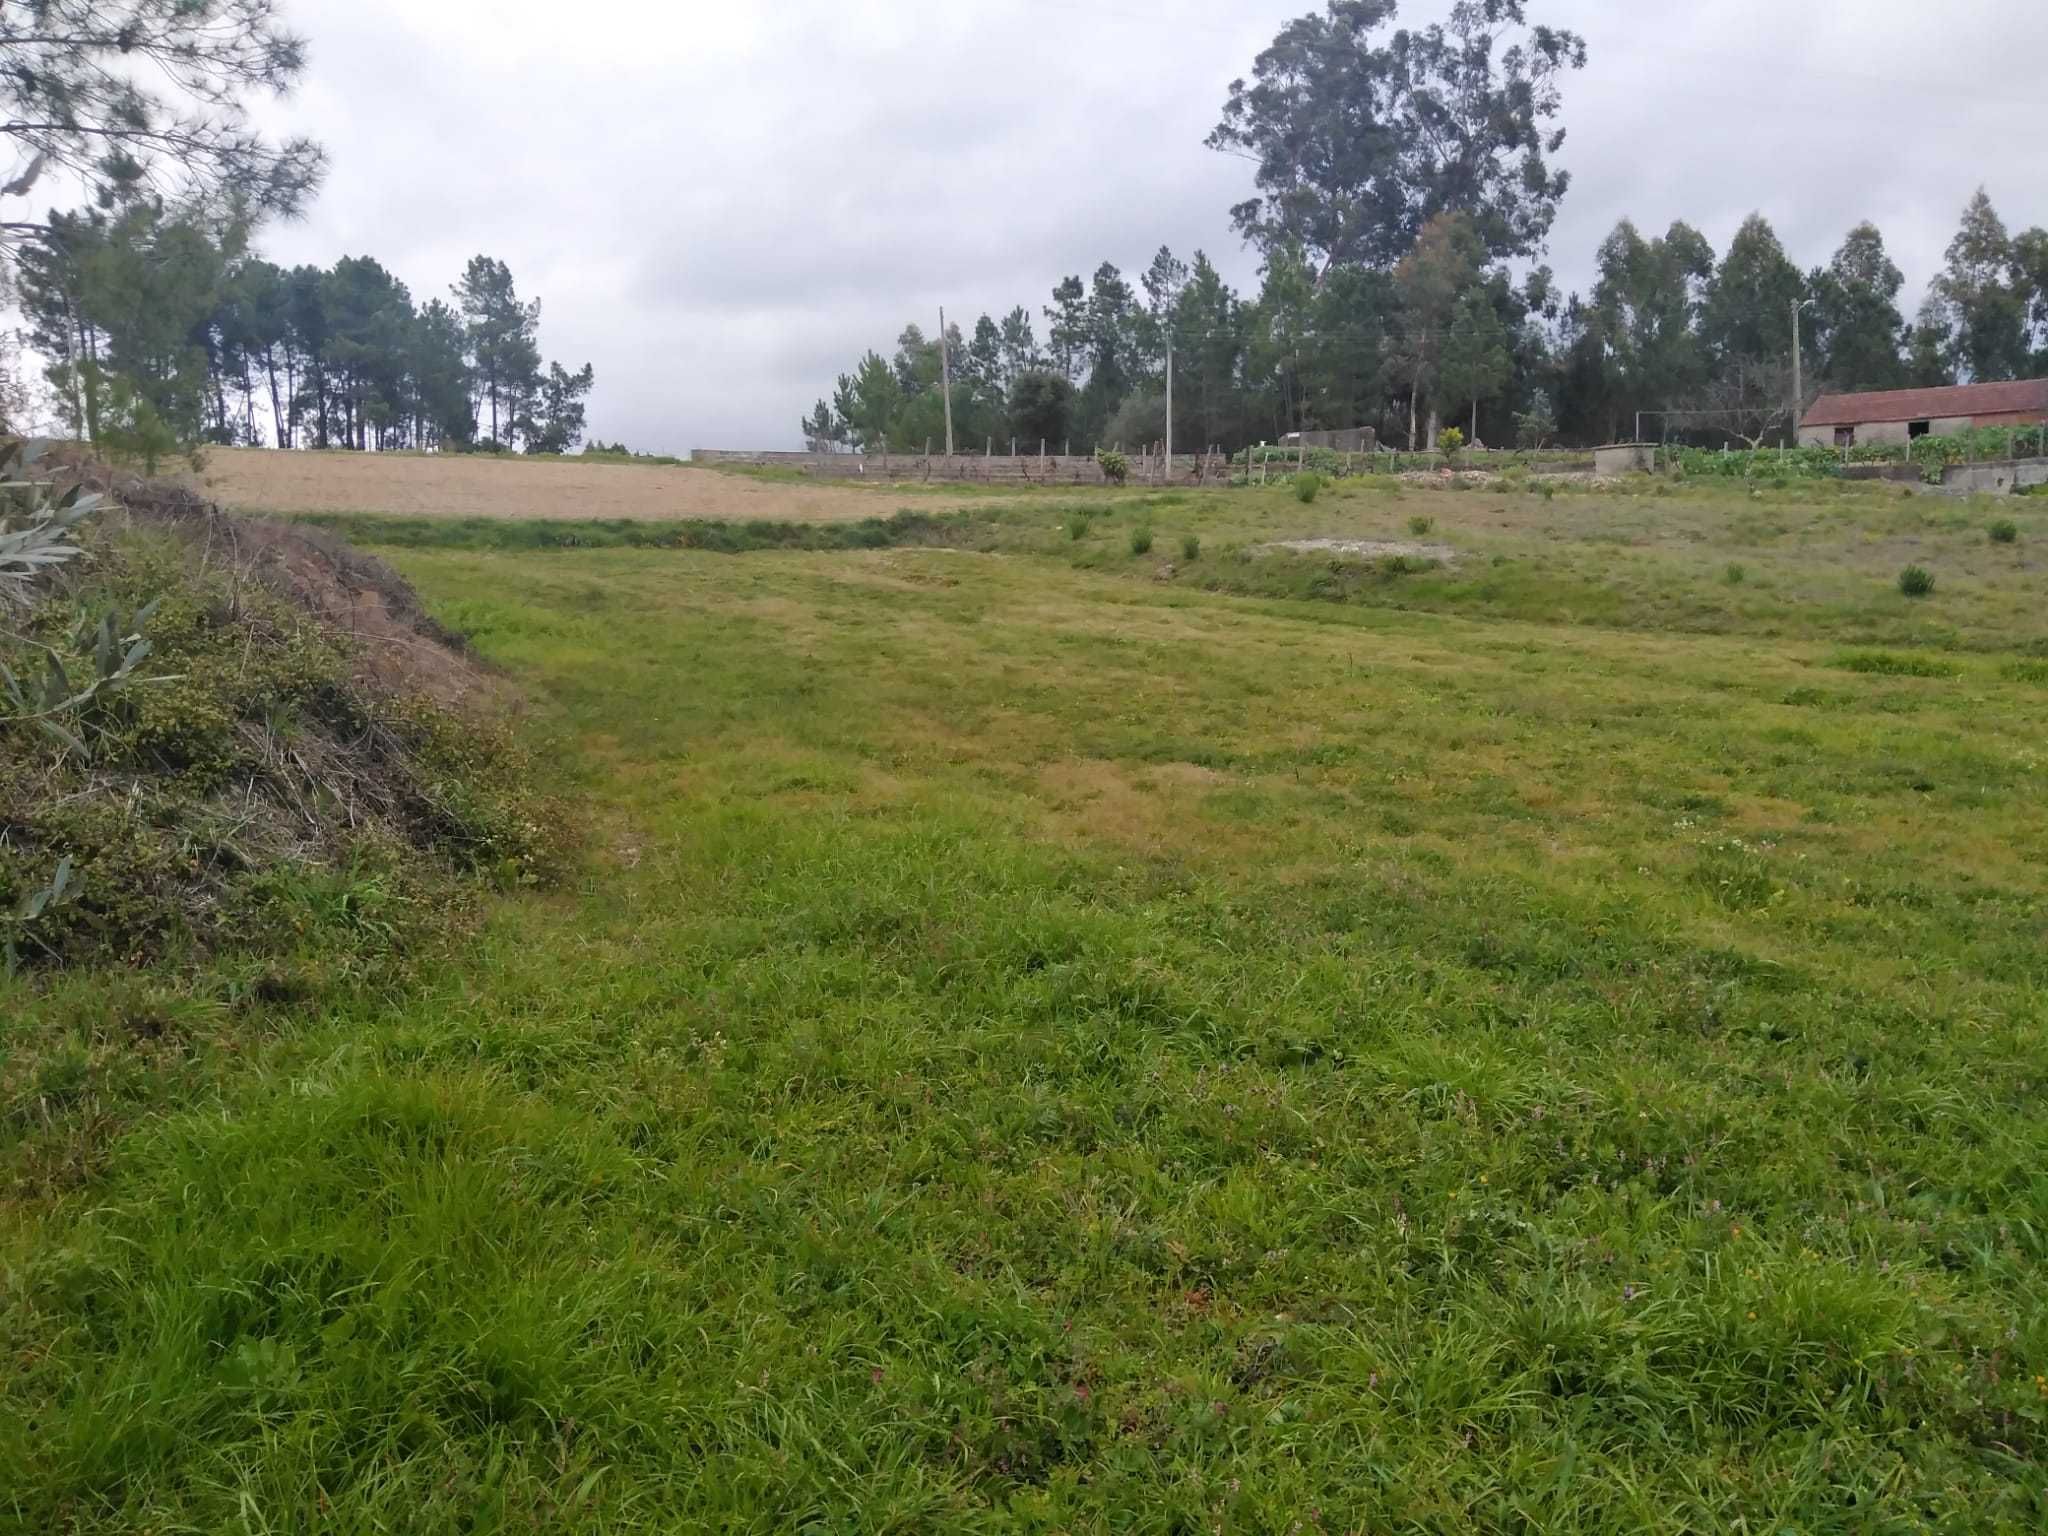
[1799,410,2047,448]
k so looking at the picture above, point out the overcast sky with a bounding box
[252,0,2046,452]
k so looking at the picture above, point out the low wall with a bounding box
[690,449,1228,486]
[1592,443,1655,475]
[1937,458,2048,495]
[1840,463,1923,483]
[1283,427,1377,452]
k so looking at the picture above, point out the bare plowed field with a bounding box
[185,449,966,523]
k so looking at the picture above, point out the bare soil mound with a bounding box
[90,471,498,709]
[2,464,550,972]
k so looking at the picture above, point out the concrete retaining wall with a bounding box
[1592,443,1655,475]
[690,449,1229,486]
[1840,463,1924,483]
[1937,458,2048,495]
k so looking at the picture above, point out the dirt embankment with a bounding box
[93,470,499,709]
[184,448,980,524]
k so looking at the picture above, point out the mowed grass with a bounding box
[6,481,2048,1530]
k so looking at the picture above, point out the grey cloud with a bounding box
[250,0,2042,452]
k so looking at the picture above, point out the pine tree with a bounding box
[454,256,541,448]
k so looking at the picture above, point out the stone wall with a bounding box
[1282,427,1377,452]
[689,449,1229,486]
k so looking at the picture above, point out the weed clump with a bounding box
[1989,519,2018,544]
[1180,533,1200,561]
[1724,562,1747,585]
[1068,513,1092,541]
[1129,525,1153,556]
[1408,514,1434,536]
[1293,471,1322,504]
[1897,565,1935,597]
[1830,650,1957,678]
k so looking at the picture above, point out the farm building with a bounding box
[1798,378,2048,448]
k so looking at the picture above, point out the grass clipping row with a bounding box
[1,476,554,975]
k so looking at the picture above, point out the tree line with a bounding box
[807,2,2048,456]
[16,201,595,456]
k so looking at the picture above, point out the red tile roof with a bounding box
[1800,378,2048,428]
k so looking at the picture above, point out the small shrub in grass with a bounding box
[1897,565,1935,597]
[1180,533,1200,561]
[1095,449,1129,486]
[1539,483,1556,502]
[1437,426,1464,456]
[1293,471,1321,504]
[1129,524,1153,555]
[1830,650,1958,678]
[1989,519,2018,544]
[1407,514,1434,536]
[1724,562,1746,585]
[1068,513,1091,541]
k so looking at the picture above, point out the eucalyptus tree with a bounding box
[1209,0,1587,273]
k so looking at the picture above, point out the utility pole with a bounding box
[1790,297,1816,443]
[1164,336,1173,481]
[938,306,954,458]
[1790,297,1802,438]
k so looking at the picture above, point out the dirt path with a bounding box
[185,448,991,523]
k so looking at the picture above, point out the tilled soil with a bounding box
[185,448,977,524]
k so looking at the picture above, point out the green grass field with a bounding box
[6,478,2047,1530]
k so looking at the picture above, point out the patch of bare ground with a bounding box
[182,447,998,524]
[1259,537,1458,562]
